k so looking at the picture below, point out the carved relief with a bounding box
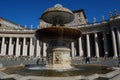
[55,53,61,64]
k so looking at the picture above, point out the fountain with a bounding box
[0,4,115,79]
[35,4,81,69]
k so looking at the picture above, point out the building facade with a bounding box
[0,9,120,58]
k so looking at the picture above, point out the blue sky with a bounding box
[0,0,120,29]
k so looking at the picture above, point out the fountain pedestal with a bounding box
[46,47,72,69]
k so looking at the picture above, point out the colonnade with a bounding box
[0,37,38,57]
[71,28,120,58]
[0,28,119,58]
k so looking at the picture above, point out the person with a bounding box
[36,58,40,65]
[104,53,108,60]
[118,56,120,67]
[85,57,90,64]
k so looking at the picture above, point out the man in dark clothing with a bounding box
[85,57,90,64]
[118,56,120,67]
[36,58,40,65]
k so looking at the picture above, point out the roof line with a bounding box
[0,17,24,28]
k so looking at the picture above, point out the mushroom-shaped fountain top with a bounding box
[41,4,74,26]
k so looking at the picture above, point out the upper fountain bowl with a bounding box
[41,4,74,25]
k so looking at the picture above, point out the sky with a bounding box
[0,0,120,29]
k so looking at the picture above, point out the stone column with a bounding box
[36,40,41,57]
[1,37,6,55]
[71,42,75,57]
[111,29,118,57]
[33,37,37,57]
[79,37,83,57]
[22,37,27,56]
[8,37,13,56]
[94,33,99,57]
[116,28,120,56]
[29,37,34,57]
[43,42,47,57]
[15,37,20,57]
[103,32,108,56]
[86,34,90,57]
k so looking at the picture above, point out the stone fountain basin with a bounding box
[1,64,114,77]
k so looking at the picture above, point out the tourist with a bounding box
[118,56,120,67]
[85,57,90,64]
[36,58,40,65]
[104,53,108,60]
